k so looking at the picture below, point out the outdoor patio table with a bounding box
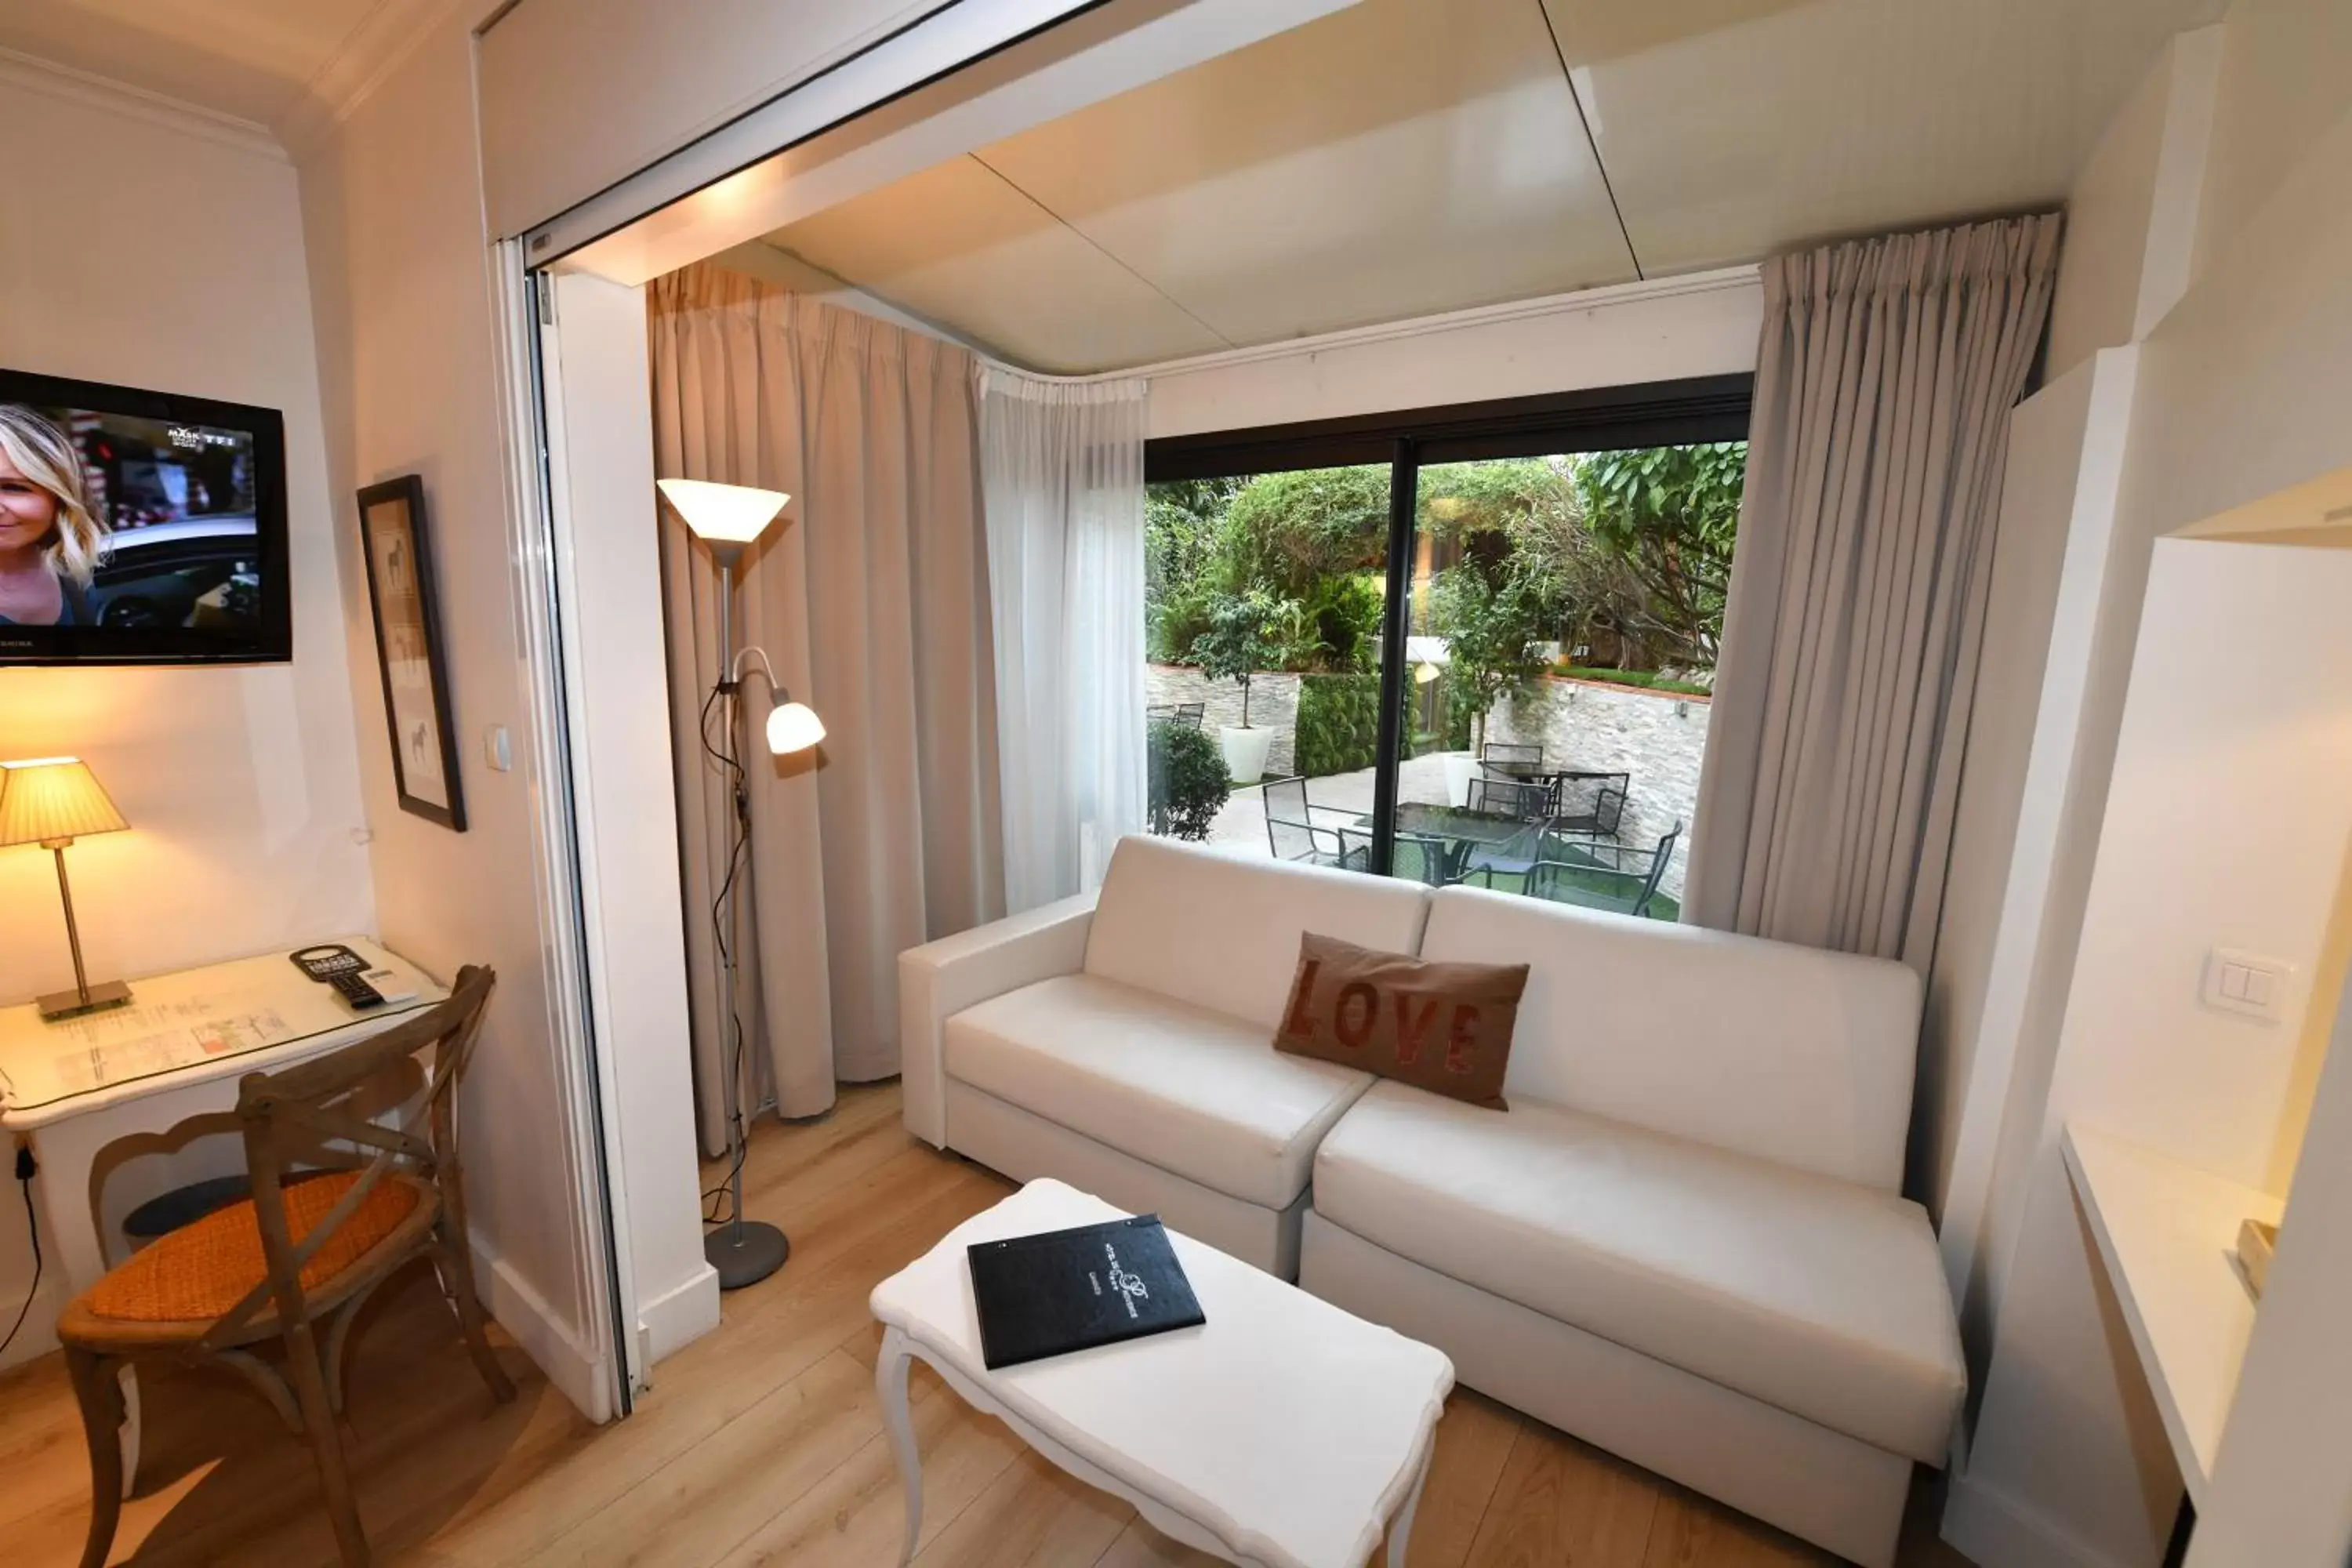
[1358,804,1533,882]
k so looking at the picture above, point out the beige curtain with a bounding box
[650,267,1004,1151]
[1686,215,2062,968]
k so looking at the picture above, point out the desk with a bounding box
[0,938,444,1490]
[2,937,446,1293]
[2062,1123,2283,1509]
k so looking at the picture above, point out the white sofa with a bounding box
[899,836,1965,1566]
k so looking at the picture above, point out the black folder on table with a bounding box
[967,1214,1206,1370]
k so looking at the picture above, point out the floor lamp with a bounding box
[659,478,827,1290]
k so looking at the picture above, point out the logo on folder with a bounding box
[1091,1241,1152,1319]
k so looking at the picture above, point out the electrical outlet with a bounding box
[2203,948,2293,1023]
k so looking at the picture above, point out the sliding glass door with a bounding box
[1145,463,1402,876]
[1143,379,1749,924]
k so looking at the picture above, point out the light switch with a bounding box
[2204,948,2292,1023]
[485,724,513,773]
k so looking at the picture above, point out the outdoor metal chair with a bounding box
[1262,776,1352,865]
[1530,819,1682,919]
[1552,771,1632,836]
[1461,815,1555,891]
[1479,742,1542,768]
[1172,702,1206,731]
[1466,776,1554,820]
[1336,826,1450,885]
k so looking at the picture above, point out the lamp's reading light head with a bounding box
[766,701,826,756]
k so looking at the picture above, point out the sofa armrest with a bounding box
[898,892,1097,1146]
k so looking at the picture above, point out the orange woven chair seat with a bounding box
[80,1172,423,1324]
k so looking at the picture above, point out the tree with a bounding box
[1570,443,1746,668]
[1189,589,1301,728]
[1426,566,1553,753]
[1417,458,1660,668]
[1214,466,1390,601]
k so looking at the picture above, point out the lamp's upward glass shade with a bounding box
[0,757,129,847]
[658,478,790,544]
[766,702,826,756]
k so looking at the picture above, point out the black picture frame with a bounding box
[355,475,466,831]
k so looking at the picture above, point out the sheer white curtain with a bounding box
[976,370,1149,913]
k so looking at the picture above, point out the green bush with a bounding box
[1558,666,1711,697]
[1215,467,1391,600]
[1294,672,1419,778]
[1439,672,1477,752]
[1148,581,1214,663]
[1147,719,1229,840]
[1301,572,1385,672]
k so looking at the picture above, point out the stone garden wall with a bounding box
[1486,677,1709,899]
[1146,664,1301,777]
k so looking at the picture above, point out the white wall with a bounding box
[0,64,374,1369]
[1912,358,2100,1218]
[294,9,608,1409]
[1958,538,2352,1566]
[1142,268,1762,439]
[1948,0,2352,1559]
[2042,29,2222,382]
[2190,950,2352,1567]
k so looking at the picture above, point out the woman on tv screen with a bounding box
[0,404,108,627]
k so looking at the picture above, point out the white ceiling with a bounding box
[0,0,385,128]
[765,0,2230,374]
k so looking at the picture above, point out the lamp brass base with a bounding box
[38,979,132,1022]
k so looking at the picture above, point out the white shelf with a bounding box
[2061,1123,2284,1506]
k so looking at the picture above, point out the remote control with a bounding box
[289,944,387,1009]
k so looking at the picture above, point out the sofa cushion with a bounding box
[1086,836,1431,1031]
[1312,1082,1965,1462]
[947,972,1375,1210]
[1275,932,1528,1109]
[1417,887,1921,1190]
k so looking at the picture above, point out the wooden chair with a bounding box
[57,965,512,1568]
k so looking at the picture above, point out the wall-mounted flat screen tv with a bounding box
[0,369,291,665]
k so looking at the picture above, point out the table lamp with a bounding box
[1,757,132,1020]
[658,477,826,1290]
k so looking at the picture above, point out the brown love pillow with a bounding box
[1274,931,1528,1109]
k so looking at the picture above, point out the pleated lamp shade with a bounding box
[0,757,130,847]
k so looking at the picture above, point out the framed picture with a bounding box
[356,475,466,831]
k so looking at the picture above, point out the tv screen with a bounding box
[0,369,291,665]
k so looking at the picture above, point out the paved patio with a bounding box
[1203,753,1455,859]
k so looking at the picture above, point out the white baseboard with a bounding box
[637,1260,720,1365]
[470,1236,614,1424]
[1943,1472,2129,1568]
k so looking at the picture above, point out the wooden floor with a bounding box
[0,1081,1971,1567]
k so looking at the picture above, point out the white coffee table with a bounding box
[869,1178,1453,1568]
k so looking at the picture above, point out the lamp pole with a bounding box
[706,546,789,1289]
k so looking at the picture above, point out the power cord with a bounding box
[698,681,754,1227]
[0,1144,38,1359]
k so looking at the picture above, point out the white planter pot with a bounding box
[1442,751,1479,808]
[1219,724,1276,786]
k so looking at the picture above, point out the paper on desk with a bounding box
[48,1001,296,1095]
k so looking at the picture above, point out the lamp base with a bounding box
[705,1219,789,1290]
[38,979,132,1022]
